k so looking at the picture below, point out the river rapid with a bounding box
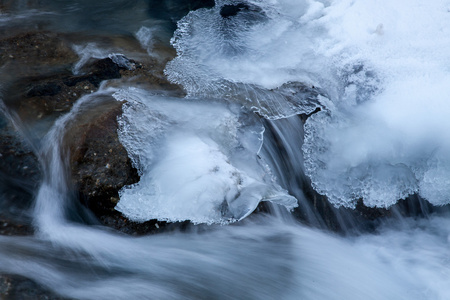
[1,1,450,299]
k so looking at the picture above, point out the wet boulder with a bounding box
[63,56,124,87]
[10,56,132,129]
[66,99,174,234]
[0,31,183,234]
[67,100,139,216]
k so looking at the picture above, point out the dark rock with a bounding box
[0,215,33,236]
[65,96,188,234]
[63,57,123,87]
[10,75,95,131]
[98,211,187,236]
[0,275,71,300]
[1,31,182,127]
[219,2,265,21]
[0,32,81,128]
[26,82,62,97]
[10,57,182,130]
[354,200,390,220]
[220,3,250,18]
[0,112,39,236]
[116,60,185,94]
[66,99,140,224]
[0,114,40,184]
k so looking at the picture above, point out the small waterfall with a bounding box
[259,116,318,224]
[259,115,372,233]
[32,86,115,238]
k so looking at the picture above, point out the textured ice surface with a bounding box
[164,0,327,119]
[301,0,450,208]
[166,0,450,208]
[113,88,297,224]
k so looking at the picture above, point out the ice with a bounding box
[165,0,450,208]
[302,0,450,207]
[164,0,328,119]
[113,88,297,224]
[108,54,135,70]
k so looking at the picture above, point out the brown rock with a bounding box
[0,31,183,234]
[65,98,182,235]
[66,99,139,219]
[0,31,78,76]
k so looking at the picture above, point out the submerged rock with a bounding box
[220,3,250,18]
[0,31,78,78]
[219,2,265,19]
[0,275,71,300]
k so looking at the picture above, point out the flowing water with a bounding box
[1,0,450,299]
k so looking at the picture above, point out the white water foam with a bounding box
[113,88,297,224]
[165,0,450,208]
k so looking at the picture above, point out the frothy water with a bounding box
[1,0,450,299]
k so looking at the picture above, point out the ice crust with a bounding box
[164,0,327,119]
[113,88,297,224]
[165,0,450,208]
[302,0,450,207]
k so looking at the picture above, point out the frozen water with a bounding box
[113,88,297,224]
[164,0,328,119]
[166,0,450,208]
[302,0,450,207]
